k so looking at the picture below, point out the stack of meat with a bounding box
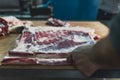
[1,26,98,65]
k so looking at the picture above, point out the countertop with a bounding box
[0,21,116,79]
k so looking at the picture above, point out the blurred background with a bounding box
[0,0,117,21]
[0,0,107,20]
[0,0,53,19]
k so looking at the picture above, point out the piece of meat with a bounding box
[1,16,33,33]
[36,58,69,65]
[0,18,9,36]
[1,56,69,65]
[46,18,70,27]
[1,57,37,65]
[2,16,33,27]
[1,26,99,65]
[35,53,69,58]
[0,16,33,37]
[9,26,97,56]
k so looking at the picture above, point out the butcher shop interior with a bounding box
[0,0,120,80]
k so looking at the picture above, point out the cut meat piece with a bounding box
[0,16,33,37]
[9,26,97,56]
[0,16,33,34]
[1,56,37,65]
[1,56,69,65]
[0,18,9,36]
[46,18,70,27]
[35,53,69,58]
[2,16,33,28]
[1,26,98,65]
[36,58,69,65]
[8,51,34,56]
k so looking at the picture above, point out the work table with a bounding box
[0,21,110,79]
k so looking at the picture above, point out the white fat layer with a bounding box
[11,26,96,54]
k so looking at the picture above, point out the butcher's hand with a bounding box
[67,45,100,77]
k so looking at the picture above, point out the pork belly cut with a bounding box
[36,58,69,65]
[9,26,96,56]
[1,56,69,65]
[0,16,33,37]
[1,56,37,65]
[1,26,98,65]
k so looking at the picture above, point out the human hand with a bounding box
[67,45,100,77]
